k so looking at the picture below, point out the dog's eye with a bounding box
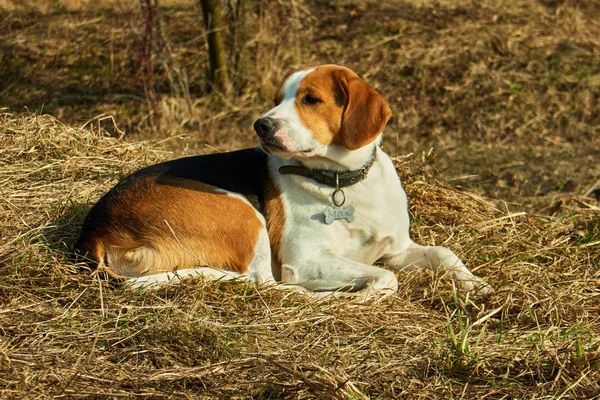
[302,94,321,105]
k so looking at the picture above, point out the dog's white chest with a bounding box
[275,155,411,266]
[329,192,405,264]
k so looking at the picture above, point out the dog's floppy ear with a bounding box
[333,69,392,150]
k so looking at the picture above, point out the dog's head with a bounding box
[254,65,391,163]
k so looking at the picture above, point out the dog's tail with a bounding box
[72,233,105,271]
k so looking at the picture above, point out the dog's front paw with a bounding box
[456,274,494,296]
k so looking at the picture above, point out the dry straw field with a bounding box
[1,0,599,398]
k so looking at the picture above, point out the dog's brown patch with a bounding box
[76,175,264,277]
[264,176,285,281]
[295,65,392,150]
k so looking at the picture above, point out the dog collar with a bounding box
[278,148,377,188]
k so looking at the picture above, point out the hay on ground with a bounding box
[1,113,599,398]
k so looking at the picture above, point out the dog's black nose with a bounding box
[253,117,277,137]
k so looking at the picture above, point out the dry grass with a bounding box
[1,113,599,399]
[1,0,600,398]
[1,0,598,209]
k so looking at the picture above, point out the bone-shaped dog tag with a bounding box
[324,205,355,224]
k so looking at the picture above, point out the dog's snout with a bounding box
[253,117,277,137]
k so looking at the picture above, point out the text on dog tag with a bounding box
[324,205,355,224]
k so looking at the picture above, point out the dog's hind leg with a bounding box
[127,267,244,289]
[125,224,274,290]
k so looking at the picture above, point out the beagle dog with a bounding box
[74,64,493,296]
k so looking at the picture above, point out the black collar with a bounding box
[278,148,377,188]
